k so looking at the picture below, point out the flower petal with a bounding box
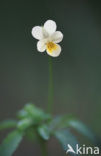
[31,26,43,40]
[44,20,57,35]
[37,41,46,52]
[52,31,63,43]
[46,44,61,57]
[42,28,49,38]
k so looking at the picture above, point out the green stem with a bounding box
[40,139,48,156]
[47,56,54,113]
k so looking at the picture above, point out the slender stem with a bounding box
[40,139,48,156]
[47,56,54,113]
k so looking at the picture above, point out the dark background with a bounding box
[0,0,101,155]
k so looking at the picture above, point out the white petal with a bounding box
[46,44,61,57]
[44,20,57,35]
[37,40,46,52]
[31,26,43,40]
[42,28,49,38]
[52,31,63,43]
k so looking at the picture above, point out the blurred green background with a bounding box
[0,0,101,155]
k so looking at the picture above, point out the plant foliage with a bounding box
[0,104,100,156]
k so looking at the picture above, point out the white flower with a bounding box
[31,20,63,57]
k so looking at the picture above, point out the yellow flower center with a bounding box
[46,42,57,53]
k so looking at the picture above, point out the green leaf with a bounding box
[54,129,79,156]
[68,120,101,146]
[17,110,29,119]
[17,118,32,130]
[49,115,74,131]
[50,115,101,146]
[38,125,50,140]
[18,104,51,124]
[24,104,44,119]
[0,120,17,131]
[0,130,23,156]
